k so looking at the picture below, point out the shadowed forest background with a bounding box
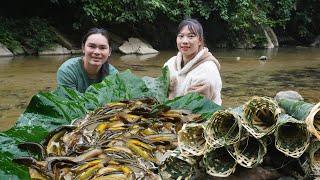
[0,0,319,53]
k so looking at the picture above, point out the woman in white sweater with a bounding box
[164,19,222,105]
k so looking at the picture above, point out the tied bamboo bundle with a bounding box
[278,99,320,140]
[275,114,310,158]
[228,134,267,168]
[178,123,207,156]
[242,96,281,139]
[204,109,242,149]
[202,146,237,177]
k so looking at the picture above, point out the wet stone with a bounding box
[274,90,304,101]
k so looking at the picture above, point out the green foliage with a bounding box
[50,0,319,45]
[0,18,22,52]
[273,0,296,26]
[0,17,58,53]
[212,0,273,45]
[17,17,58,52]
[81,0,169,23]
[292,0,320,38]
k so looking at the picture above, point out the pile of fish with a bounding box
[13,97,202,179]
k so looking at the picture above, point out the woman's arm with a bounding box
[185,63,222,104]
[187,81,215,99]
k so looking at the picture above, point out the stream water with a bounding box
[0,47,319,131]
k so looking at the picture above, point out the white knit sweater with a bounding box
[164,48,222,105]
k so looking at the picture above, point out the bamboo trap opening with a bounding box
[253,108,277,130]
[233,135,266,168]
[306,103,320,140]
[278,123,309,149]
[178,123,206,156]
[243,96,280,138]
[311,149,320,175]
[203,147,236,177]
[160,154,194,179]
[216,113,239,139]
[238,136,259,158]
[276,122,309,158]
[206,110,241,147]
[313,111,320,131]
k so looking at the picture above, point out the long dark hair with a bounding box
[177,18,205,48]
[81,27,110,47]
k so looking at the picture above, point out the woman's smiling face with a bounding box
[176,25,202,62]
[83,33,110,67]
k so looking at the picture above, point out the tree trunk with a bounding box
[263,26,279,48]
[263,28,274,49]
[265,27,279,47]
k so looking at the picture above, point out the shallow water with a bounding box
[0,47,319,131]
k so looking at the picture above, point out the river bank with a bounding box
[0,15,319,58]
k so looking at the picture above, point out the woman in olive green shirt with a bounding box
[57,28,118,93]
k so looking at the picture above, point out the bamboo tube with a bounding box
[178,123,207,156]
[202,146,237,177]
[242,96,281,139]
[278,99,320,140]
[204,109,242,149]
[159,150,196,179]
[228,134,267,168]
[275,113,310,158]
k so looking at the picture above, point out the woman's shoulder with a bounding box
[191,60,220,75]
[58,57,82,73]
[60,57,82,68]
[108,64,119,74]
[164,56,177,67]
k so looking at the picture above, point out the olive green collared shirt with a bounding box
[57,57,118,93]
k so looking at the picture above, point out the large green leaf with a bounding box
[0,68,220,179]
[278,98,314,120]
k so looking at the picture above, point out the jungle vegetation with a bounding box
[0,0,319,51]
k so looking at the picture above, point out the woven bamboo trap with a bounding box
[204,109,242,149]
[275,114,310,158]
[308,140,320,176]
[178,123,207,156]
[203,147,237,177]
[159,150,196,179]
[242,96,281,139]
[306,102,320,140]
[277,99,320,140]
[228,134,267,168]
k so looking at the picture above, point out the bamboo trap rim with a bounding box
[178,123,207,156]
[275,121,310,158]
[306,102,320,140]
[206,166,236,178]
[311,150,320,176]
[276,142,309,158]
[160,156,194,179]
[242,96,281,138]
[203,147,237,177]
[232,135,267,168]
[159,149,196,179]
[205,110,242,147]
